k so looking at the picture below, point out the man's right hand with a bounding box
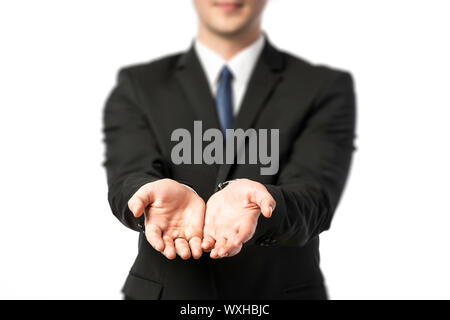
[128,179,205,260]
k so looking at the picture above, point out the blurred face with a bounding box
[193,0,268,37]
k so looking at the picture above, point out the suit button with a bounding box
[259,238,277,246]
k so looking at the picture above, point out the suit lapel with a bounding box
[175,46,221,131]
[233,41,285,132]
[174,40,285,186]
[215,40,285,185]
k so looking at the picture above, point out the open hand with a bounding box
[201,179,276,258]
[128,179,205,260]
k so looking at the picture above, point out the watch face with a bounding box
[218,180,235,191]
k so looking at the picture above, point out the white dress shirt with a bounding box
[194,35,265,115]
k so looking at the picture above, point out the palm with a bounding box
[202,179,275,258]
[206,191,258,237]
[214,200,260,237]
[145,192,204,239]
[129,178,205,260]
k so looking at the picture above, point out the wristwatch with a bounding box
[216,179,236,192]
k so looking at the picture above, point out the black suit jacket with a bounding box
[102,39,356,299]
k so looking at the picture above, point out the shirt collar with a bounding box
[194,34,265,89]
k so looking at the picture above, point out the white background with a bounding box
[1,0,449,299]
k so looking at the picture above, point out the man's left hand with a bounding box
[202,179,276,258]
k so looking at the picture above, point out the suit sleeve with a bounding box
[102,69,167,232]
[250,71,357,247]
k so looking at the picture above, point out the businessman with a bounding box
[103,0,356,299]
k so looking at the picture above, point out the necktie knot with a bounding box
[219,66,233,82]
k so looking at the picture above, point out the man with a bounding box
[103,0,356,299]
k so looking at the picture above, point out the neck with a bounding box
[197,24,262,61]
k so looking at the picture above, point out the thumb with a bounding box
[128,184,155,218]
[250,187,276,219]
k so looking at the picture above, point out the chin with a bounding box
[209,20,249,36]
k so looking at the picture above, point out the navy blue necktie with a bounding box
[216,66,234,137]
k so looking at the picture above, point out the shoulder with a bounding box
[280,49,354,92]
[115,52,184,85]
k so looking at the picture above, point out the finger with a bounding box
[211,237,227,258]
[128,184,155,218]
[162,236,176,260]
[186,205,206,238]
[189,236,203,259]
[146,225,165,252]
[185,220,204,245]
[174,238,191,260]
[219,237,239,257]
[218,225,239,256]
[201,234,216,251]
[227,242,243,258]
[249,188,276,218]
